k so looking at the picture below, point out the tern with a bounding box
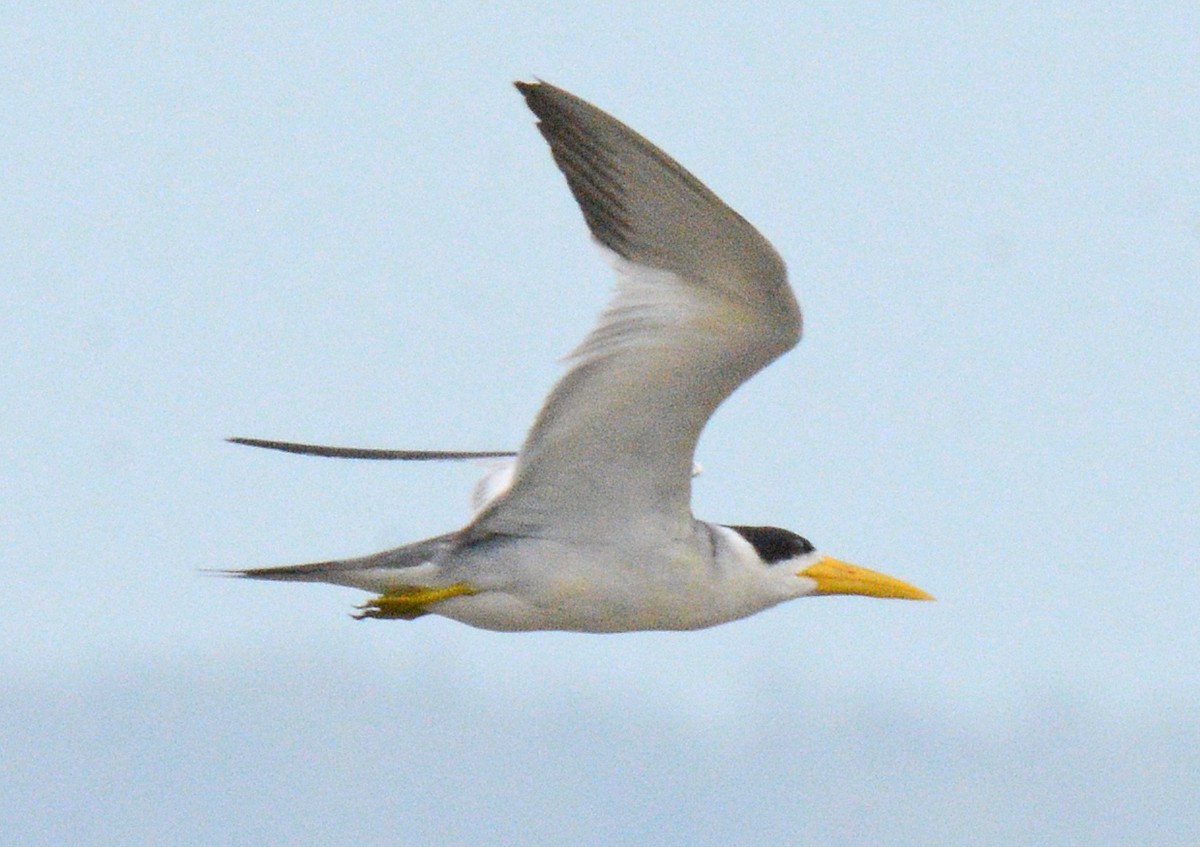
[229,81,932,631]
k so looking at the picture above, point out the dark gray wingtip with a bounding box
[514,80,640,259]
[226,437,515,461]
[512,78,787,299]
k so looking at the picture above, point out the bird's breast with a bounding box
[435,535,775,632]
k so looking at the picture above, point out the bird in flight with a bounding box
[228,81,932,631]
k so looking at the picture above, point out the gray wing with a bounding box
[473,82,801,543]
[227,437,515,461]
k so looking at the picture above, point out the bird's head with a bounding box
[725,525,933,601]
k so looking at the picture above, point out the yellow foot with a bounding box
[353,582,478,620]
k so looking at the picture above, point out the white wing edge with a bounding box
[469,457,702,516]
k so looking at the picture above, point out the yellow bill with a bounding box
[799,557,933,601]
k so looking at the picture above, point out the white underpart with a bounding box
[429,524,823,631]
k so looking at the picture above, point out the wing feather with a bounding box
[474,83,801,542]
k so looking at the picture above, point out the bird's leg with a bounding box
[353,583,479,620]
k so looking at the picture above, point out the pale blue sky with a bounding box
[3,3,1198,845]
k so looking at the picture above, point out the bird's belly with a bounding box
[433,542,765,632]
